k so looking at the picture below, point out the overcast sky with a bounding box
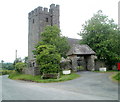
[0,0,119,63]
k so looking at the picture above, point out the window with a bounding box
[46,18,48,22]
[33,19,34,23]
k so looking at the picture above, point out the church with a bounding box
[25,4,97,75]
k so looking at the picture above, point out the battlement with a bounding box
[50,4,59,9]
[28,4,59,19]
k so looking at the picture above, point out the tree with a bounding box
[33,44,61,74]
[13,57,23,69]
[23,56,28,63]
[15,62,26,73]
[79,10,120,68]
[37,25,70,58]
[3,63,14,70]
[1,60,4,69]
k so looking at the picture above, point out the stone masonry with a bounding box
[26,4,60,75]
[28,4,60,62]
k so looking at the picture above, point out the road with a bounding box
[0,71,119,100]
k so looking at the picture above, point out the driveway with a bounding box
[37,71,118,99]
[1,71,118,100]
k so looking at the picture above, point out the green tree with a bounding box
[79,10,120,68]
[15,62,26,73]
[37,25,70,58]
[3,63,14,70]
[13,57,22,69]
[33,44,61,74]
[23,56,28,63]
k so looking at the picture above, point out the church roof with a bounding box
[67,38,79,47]
[67,44,95,56]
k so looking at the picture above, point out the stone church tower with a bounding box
[27,4,60,75]
[28,4,60,62]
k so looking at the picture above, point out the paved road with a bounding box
[1,71,118,100]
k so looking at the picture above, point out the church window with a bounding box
[46,18,48,22]
[33,19,34,23]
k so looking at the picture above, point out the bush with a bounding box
[15,62,26,73]
[113,72,120,81]
[34,44,61,74]
[1,70,15,75]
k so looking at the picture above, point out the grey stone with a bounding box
[28,4,60,62]
[67,44,96,71]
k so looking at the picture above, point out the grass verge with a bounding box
[0,70,15,75]
[8,72,80,83]
[111,72,120,83]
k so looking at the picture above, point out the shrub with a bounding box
[1,70,15,75]
[15,62,26,73]
[34,44,61,74]
[113,72,120,81]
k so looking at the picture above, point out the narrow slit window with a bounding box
[33,19,34,23]
[46,18,48,22]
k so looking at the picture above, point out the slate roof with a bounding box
[67,38,80,47]
[67,44,95,56]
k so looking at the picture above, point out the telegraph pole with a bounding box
[1,60,4,69]
[15,50,17,70]
[15,50,17,61]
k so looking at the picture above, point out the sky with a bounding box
[0,0,119,63]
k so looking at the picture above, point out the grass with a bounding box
[111,72,120,82]
[8,72,80,83]
[0,70,15,76]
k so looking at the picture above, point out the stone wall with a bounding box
[86,55,95,71]
[68,55,95,71]
[23,67,40,76]
[28,4,60,62]
[69,55,78,71]
[95,60,105,71]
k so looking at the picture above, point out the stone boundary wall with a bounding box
[23,67,40,76]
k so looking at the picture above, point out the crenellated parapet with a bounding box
[50,4,59,9]
[28,7,49,19]
[28,4,59,19]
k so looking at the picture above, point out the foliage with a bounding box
[9,72,80,83]
[113,72,120,81]
[13,57,23,69]
[33,44,61,74]
[79,10,120,68]
[36,25,70,58]
[77,66,84,71]
[23,56,28,63]
[0,70,15,75]
[2,63,14,70]
[15,62,26,73]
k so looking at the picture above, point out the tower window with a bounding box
[46,18,48,22]
[33,19,34,23]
